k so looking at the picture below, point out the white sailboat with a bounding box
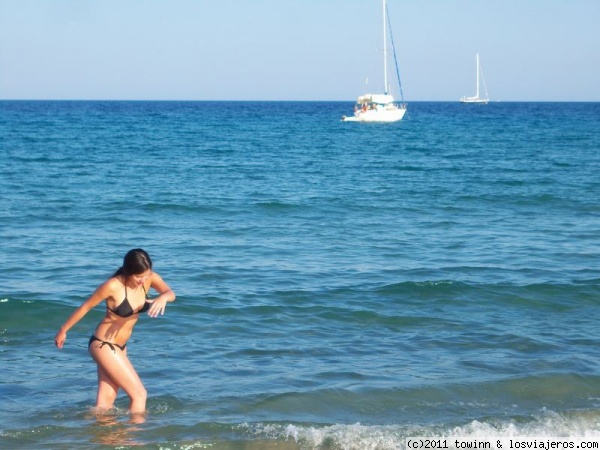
[460,53,489,104]
[342,0,406,122]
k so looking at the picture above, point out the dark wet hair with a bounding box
[114,248,153,278]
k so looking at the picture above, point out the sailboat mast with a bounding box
[475,53,480,98]
[383,0,388,95]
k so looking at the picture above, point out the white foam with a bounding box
[242,410,600,450]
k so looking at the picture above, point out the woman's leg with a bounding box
[89,343,147,412]
[95,365,119,409]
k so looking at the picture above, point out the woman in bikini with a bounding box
[54,248,176,414]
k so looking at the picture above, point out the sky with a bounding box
[1,0,599,102]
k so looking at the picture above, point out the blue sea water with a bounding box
[1,100,600,449]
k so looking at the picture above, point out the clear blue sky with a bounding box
[1,0,598,101]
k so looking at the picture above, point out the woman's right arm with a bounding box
[54,279,115,349]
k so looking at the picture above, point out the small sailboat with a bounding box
[342,0,406,122]
[460,53,489,104]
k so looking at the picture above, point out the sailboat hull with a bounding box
[460,97,489,104]
[342,105,406,122]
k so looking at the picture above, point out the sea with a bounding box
[1,100,599,449]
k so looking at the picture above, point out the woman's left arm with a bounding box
[147,272,176,318]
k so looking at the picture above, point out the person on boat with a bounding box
[54,248,176,414]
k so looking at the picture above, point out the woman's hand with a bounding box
[147,298,168,318]
[54,329,67,349]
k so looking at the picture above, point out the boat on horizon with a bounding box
[460,53,489,104]
[342,0,407,123]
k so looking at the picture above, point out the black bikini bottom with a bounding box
[88,335,126,353]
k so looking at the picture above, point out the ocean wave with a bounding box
[6,409,598,450]
[242,410,600,450]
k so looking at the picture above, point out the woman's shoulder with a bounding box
[86,276,124,305]
[147,271,168,290]
[106,275,124,286]
[149,271,163,281]
[100,276,124,295]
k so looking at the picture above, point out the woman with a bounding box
[54,249,176,413]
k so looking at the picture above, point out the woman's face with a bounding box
[131,269,152,287]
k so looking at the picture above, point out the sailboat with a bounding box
[460,53,489,104]
[342,0,406,122]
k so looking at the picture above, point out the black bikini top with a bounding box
[108,285,150,318]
